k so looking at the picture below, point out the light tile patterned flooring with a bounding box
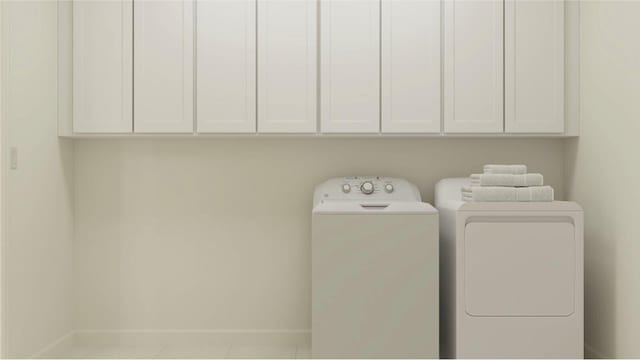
[65,344,311,359]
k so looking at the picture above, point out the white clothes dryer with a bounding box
[436,178,584,359]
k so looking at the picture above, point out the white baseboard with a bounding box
[31,329,310,358]
[584,343,607,359]
[31,332,75,359]
[32,329,310,358]
[73,329,311,347]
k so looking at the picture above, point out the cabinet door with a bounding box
[321,0,380,133]
[197,0,256,133]
[73,1,132,133]
[444,0,503,133]
[382,0,441,133]
[258,0,317,133]
[134,0,194,133]
[505,0,564,133]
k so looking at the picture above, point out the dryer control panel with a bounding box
[313,177,422,206]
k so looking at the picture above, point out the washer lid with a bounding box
[313,176,422,207]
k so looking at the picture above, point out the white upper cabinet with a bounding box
[67,0,571,137]
[134,0,194,133]
[73,1,132,133]
[197,0,256,133]
[258,0,317,133]
[321,0,380,133]
[382,0,441,133]
[444,0,504,133]
[505,0,565,133]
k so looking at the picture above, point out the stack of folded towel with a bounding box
[462,164,554,202]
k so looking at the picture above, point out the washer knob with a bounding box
[342,184,351,193]
[384,183,394,193]
[361,181,375,195]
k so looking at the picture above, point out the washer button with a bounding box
[342,184,351,193]
[384,183,394,193]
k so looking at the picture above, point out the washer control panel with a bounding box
[313,176,422,206]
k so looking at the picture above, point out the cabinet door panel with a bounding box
[134,0,194,133]
[321,0,380,133]
[444,0,503,133]
[258,0,317,133]
[73,1,132,133]
[382,0,441,133]
[197,0,256,133]
[505,0,564,133]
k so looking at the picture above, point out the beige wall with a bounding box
[0,0,583,354]
[565,1,640,358]
[1,2,74,358]
[74,138,565,331]
[0,2,4,355]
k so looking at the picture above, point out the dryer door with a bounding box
[464,221,575,317]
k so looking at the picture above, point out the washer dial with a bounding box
[360,181,375,195]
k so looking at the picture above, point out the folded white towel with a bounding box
[462,186,554,202]
[483,164,527,175]
[462,186,516,202]
[470,173,544,187]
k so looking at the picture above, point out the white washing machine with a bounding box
[435,178,584,359]
[312,177,439,359]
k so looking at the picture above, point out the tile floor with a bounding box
[64,344,311,359]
